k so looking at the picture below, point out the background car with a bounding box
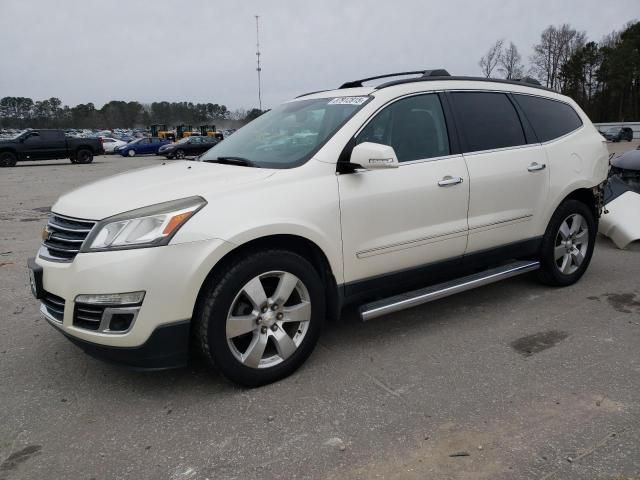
[100,137,127,153]
[603,126,634,142]
[158,135,219,159]
[118,137,170,157]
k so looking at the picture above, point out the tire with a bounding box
[537,199,596,287]
[0,151,17,167]
[75,149,93,164]
[195,250,325,387]
[127,149,136,157]
[175,149,185,159]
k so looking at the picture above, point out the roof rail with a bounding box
[375,75,554,92]
[339,69,450,89]
[513,77,542,86]
[295,89,331,99]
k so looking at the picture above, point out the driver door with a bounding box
[338,93,469,291]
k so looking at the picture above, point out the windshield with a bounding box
[199,96,370,168]
[176,137,190,144]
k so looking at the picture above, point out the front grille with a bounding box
[42,291,65,322]
[42,213,96,261]
[73,303,104,330]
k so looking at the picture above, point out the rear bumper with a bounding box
[48,318,190,370]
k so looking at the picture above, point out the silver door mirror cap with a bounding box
[350,142,399,170]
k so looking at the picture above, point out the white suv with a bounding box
[29,70,609,386]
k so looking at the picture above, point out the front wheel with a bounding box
[175,149,185,159]
[0,152,18,167]
[537,199,596,287]
[195,250,325,387]
[127,149,136,157]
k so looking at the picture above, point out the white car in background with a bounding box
[100,137,127,154]
[29,69,608,387]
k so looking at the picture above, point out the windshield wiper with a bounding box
[203,156,257,167]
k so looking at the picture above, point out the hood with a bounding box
[52,161,276,219]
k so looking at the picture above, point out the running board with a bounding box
[359,260,540,321]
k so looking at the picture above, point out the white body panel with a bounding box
[600,192,640,249]
[35,79,608,349]
[464,144,549,253]
[101,137,126,153]
[338,155,469,283]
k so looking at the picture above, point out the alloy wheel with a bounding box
[554,213,589,275]
[226,271,311,369]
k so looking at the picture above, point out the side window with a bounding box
[512,94,583,142]
[356,94,450,162]
[450,92,526,152]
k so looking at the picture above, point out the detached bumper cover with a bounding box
[48,319,190,370]
[600,191,640,249]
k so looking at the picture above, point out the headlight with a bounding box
[82,196,207,252]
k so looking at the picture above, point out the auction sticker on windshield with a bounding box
[327,97,369,105]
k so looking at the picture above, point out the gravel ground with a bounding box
[0,143,639,480]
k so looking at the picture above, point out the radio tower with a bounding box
[255,15,263,111]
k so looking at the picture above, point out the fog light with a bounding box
[75,291,145,305]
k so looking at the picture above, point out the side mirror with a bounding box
[350,142,399,170]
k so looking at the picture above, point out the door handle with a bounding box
[527,162,546,172]
[438,176,464,187]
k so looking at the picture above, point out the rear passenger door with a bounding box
[448,91,549,254]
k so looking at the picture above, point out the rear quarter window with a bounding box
[512,94,583,142]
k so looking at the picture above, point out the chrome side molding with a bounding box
[359,260,540,321]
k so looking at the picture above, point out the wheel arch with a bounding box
[193,234,342,325]
[563,187,598,220]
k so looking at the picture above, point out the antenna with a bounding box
[255,15,262,111]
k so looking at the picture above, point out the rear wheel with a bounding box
[195,250,325,387]
[0,152,17,167]
[75,149,93,164]
[537,199,596,286]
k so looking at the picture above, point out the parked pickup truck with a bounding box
[0,129,104,167]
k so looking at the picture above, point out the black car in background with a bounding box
[0,129,104,167]
[603,126,634,142]
[158,135,219,159]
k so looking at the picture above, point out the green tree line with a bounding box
[478,20,640,122]
[0,97,264,129]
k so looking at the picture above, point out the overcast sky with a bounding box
[0,0,636,111]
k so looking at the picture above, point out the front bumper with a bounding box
[34,238,233,350]
[47,318,190,370]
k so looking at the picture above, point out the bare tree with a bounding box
[479,39,504,78]
[530,24,586,89]
[498,42,524,79]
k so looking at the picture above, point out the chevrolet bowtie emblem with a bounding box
[42,226,52,242]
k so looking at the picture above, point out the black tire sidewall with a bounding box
[199,250,325,387]
[0,152,17,167]
[539,199,596,286]
[75,149,93,164]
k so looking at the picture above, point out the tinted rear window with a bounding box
[450,92,526,152]
[513,94,582,142]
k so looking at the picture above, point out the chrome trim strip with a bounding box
[47,222,92,233]
[50,212,97,223]
[468,214,533,232]
[40,303,63,324]
[360,260,540,321]
[357,215,533,258]
[356,228,468,258]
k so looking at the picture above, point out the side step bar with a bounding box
[359,260,540,321]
